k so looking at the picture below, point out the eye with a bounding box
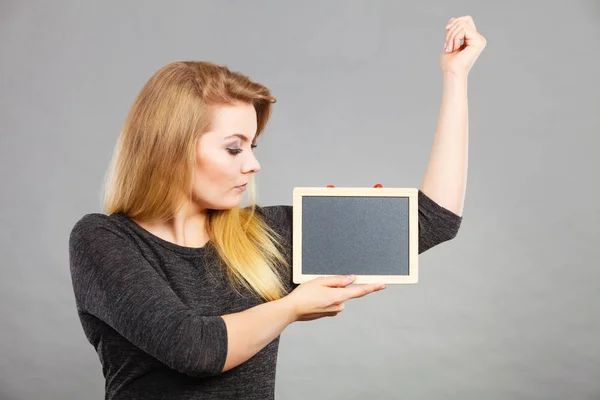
[227,144,258,156]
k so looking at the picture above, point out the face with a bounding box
[191,103,261,210]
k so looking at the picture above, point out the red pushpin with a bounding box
[327,184,335,188]
[373,183,383,188]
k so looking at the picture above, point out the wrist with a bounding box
[276,295,298,325]
[442,70,468,82]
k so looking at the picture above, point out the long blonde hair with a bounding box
[102,61,289,302]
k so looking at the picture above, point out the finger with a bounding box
[447,23,465,52]
[324,303,345,313]
[447,16,475,28]
[453,16,477,34]
[318,274,356,288]
[341,283,386,301]
[453,34,464,53]
[444,20,456,51]
[445,17,457,30]
[446,20,465,52]
[447,22,463,51]
[464,15,476,30]
[445,17,461,36]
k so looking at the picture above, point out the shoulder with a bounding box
[70,213,108,240]
[70,212,122,237]
[71,212,112,231]
[69,213,133,253]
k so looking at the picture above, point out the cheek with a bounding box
[190,153,243,209]
[194,153,236,190]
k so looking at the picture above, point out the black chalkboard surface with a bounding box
[292,187,419,284]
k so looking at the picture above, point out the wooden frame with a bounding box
[292,187,419,285]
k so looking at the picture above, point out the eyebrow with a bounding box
[224,133,255,143]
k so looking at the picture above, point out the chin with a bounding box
[210,198,242,211]
[195,190,242,211]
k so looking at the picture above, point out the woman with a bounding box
[69,16,485,400]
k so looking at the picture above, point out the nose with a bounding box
[242,152,261,174]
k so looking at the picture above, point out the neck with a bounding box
[134,202,210,248]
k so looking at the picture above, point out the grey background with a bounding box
[1,1,599,399]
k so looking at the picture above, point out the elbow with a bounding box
[166,315,229,378]
[441,216,462,243]
[418,223,461,254]
[442,223,461,244]
[178,354,227,378]
[448,223,461,240]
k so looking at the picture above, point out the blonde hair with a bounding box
[102,61,289,302]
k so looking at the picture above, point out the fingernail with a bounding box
[347,274,355,282]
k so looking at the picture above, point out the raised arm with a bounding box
[420,16,486,217]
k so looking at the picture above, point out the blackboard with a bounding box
[292,187,419,284]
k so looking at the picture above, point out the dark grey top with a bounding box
[68,190,462,400]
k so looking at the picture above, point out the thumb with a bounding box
[319,274,356,288]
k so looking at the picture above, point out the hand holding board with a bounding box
[292,186,419,285]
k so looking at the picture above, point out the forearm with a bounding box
[420,72,469,217]
[220,297,296,372]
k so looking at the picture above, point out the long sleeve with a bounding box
[68,214,228,377]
